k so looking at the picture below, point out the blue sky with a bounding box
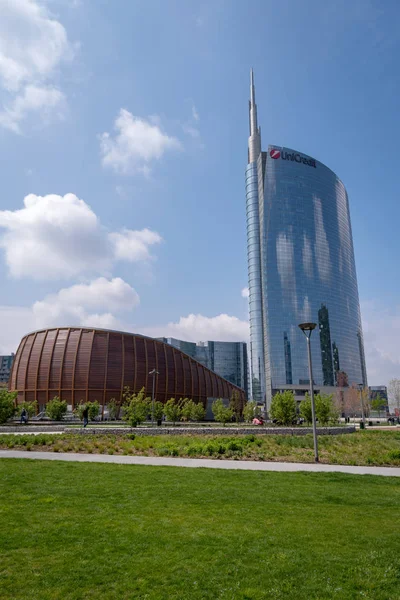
[0,0,399,386]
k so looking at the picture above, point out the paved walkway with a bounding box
[1,450,400,477]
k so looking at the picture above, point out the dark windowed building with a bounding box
[246,70,367,408]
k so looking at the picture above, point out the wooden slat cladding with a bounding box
[9,327,246,407]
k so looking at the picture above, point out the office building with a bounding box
[0,353,14,383]
[246,70,367,408]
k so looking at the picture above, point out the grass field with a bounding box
[0,459,399,599]
[1,430,400,466]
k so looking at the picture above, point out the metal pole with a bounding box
[151,371,156,427]
[360,387,365,427]
[306,335,319,462]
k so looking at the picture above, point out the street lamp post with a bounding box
[358,384,365,428]
[298,322,319,463]
[149,368,159,426]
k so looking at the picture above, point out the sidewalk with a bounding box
[1,450,399,477]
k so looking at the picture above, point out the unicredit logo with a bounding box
[270,149,281,159]
[269,148,316,168]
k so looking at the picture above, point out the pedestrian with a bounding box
[20,407,27,424]
[83,406,89,428]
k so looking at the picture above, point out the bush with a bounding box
[270,391,296,425]
[45,397,68,421]
[164,398,182,425]
[0,390,17,424]
[212,399,234,425]
[122,387,150,427]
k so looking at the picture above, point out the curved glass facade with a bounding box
[245,71,366,409]
[260,146,367,405]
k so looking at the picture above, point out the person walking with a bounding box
[20,407,28,425]
[83,406,89,428]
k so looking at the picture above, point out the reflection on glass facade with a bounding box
[157,338,248,398]
[246,71,367,408]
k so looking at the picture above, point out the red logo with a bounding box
[270,149,281,159]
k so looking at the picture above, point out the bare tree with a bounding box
[342,386,361,423]
[388,379,400,414]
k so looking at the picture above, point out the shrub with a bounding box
[212,399,234,426]
[270,391,296,425]
[0,390,17,424]
[45,397,68,421]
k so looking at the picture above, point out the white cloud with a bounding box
[141,313,249,343]
[100,109,181,175]
[361,300,400,387]
[0,0,73,132]
[192,104,200,122]
[0,84,66,133]
[241,287,249,298]
[110,228,162,262]
[33,277,139,328]
[0,193,162,280]
[0,277,139,353]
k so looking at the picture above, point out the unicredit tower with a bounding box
[246,70,367,408]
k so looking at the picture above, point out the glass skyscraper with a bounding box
[246,70,367,408]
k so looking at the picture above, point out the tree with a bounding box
[0,390,17,424]
[315,393,334,425]
[45,396,68,421]
[270,390,296,426]
[122,387,150,427]
[388,379,400,414]
[371,394,385,418]
[342,387,361,422]
[180,398,193,422]
[16,400,38,421]
[212,398,234,425]
[163,398,182,425]
[153,401,164,422]
[230,390,244,423]
[243,401,260,423]
[191,401,205,422]
[107,398,120,420]
[299,394,312,424]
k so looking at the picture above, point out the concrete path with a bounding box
[1,450,400,477]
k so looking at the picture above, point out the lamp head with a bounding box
[298,322,317,333]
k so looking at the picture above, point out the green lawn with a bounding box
[1,460,400,599]
[1,430,400,466]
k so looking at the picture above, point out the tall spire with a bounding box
[248,68,261,163]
